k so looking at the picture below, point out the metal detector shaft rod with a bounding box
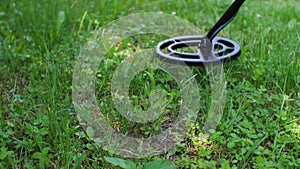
[206,0,246,41]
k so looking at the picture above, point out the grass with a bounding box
[0,0,299,168]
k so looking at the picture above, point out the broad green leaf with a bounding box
[39,128,49,136]
[32,152,41,159]
[255,156,265,164]
[41,147,50,155]
[86,127,94,138]
[220,159,231,169]
[105,157,136,169]
[0,147,14,160]
[144,160,175,169]
[0,147,7,160]
[227,141,235,149]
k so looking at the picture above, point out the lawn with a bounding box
[0,0,299,168]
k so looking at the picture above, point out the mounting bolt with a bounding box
[198,36,214,60]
